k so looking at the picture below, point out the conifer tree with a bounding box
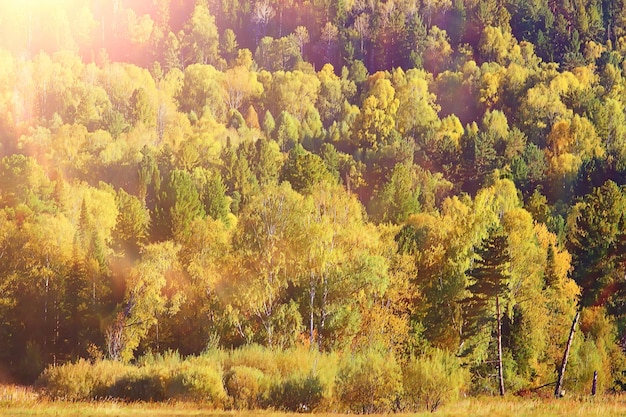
[463,227,511,396]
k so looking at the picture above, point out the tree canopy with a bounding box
[0,0,626,399]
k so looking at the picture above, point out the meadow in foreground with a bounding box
[3,396,626,417]
[2,384,626,417]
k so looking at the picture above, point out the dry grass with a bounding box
[432,396,626,417]
[0,384,39,403]
[1,386,626,417]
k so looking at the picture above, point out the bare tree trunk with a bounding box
[592,370,598,396]
[309,272,315,346]
[555,310,580,397]
[156,319,159,353]
[319,274,328,350]
[496,294,505,396]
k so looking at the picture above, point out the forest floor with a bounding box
[1,386,626,417]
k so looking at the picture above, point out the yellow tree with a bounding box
[221,65,264,113]
[178,63,227,122]
[264,70,321,123]
[392,68,440,138]
[109,241,182,361]
[478,26,518,66]
[316,63,356,129]
[182,0,220,66]
[351,73,399,150]
[423,26,452,75]
[302,182,394,351]
[166,216,233,353]
[397,176,520,351]
[545,115,604,195]
[225,183,308,348]
[519,83,572,146]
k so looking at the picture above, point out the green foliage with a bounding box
[159,169,206,241]
[402,350,469,412]
[194,168,230,223]
[336,349,403,414]
[281,144,333,194]
[368,163,421,224]
[4,0,626,400]
[462,228,511,342]
[37,359,129,401]
[165,357,227,404]
[183,1,220,66]
[0,155,54,212]
[566,307,626,394]
[223,366,267,409]
[113,189,150,255]
[567,181,626,307]
[267,374,324,412]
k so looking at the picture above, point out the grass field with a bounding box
[2,385,626,417]
[3,398,626,417]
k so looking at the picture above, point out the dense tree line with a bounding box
[1,0,626,399]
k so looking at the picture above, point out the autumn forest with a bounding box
[2,0,626,411]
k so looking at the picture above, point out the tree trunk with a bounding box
[319,274,328,350]
[156,319,159,353]
[592,370,597,396]
[496,294,505,396]
[555,310,580,398]
[309,272,315,346]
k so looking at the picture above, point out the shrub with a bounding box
[224,345,280,378]
[229,345,336,411]
[38,351,229,405]
[36,359,129,400]
[268,374,324,412]
[273,346,319,377]
[37,359,95,400]
[137,349,183,368]
[107,367,169,401]
[36,347,339,409]
[336,349,403,414]
[402,350,468,412]
[224,365,266,409]
[166,357,227,406]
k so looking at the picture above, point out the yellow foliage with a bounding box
[569,115,604,158]
[437,115,464,148]
[549,71,581,96]
[424,26,453,73]
[479,65,505,108]
[476,176,521,218]
[503,63,530,95]
[546,119,572,158]
[352,76,399,148]
[546,115,603,161]
[394,68,440,135]
[221,65,264,111]
[548,152,582,179]
[521,84,572,131]
[479,26,517,65]
[572,65,598,87]
[266,70,321,122]
[502,208,544,292]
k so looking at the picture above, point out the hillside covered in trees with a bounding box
[2,0,626,405]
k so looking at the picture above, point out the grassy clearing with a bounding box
[2,395,626,417]
[1,385,626,417]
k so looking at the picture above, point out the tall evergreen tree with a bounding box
[567,180,626,307]
[463,227,511,396]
